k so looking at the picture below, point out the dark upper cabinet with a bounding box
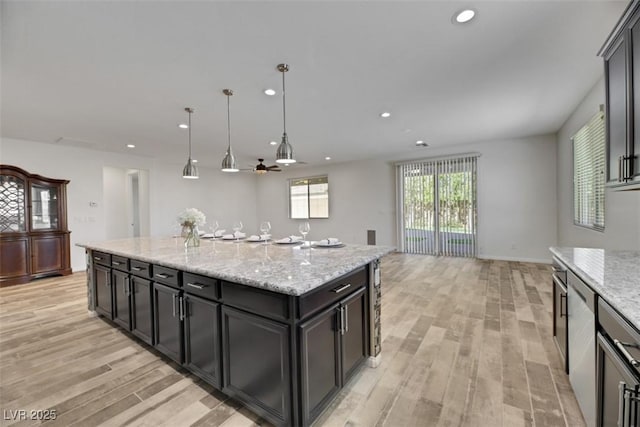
[153,282,183,363]
[94,264,112,319]
[112,269,131,330]
[605,37,629,183]
[601,3,640,187]
[183,293,221,388]
[0,165,71,286]
[131,276,153,345]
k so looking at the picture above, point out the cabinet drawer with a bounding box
[598,298,640,370]
[92,251,111,267]
[111,255,129,271]
[130,260,152,278]
[152,265,180,288]
[221,282,289,322]
[183,272,220,301]
[299,267,367,320]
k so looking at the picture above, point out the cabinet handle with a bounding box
[560,294,566,318]
[112,261,122,266]
[126,277,131,296]
[614,339,640,367]
[619,156,623,182]
[186,282,207,290]
[179,297,185,321]
[93,256,102,261]
[340,307,346,336]
[344,305,349,333]
[155,273,170,279]
[332,283,352,294]
[132,266,143,271]
[172,294,176,317]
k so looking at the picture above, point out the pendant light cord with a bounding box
[188,109,192,159]
[227,94,232,149]
[282,69,287,135]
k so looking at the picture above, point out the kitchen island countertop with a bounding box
[78,237,395,296]
[550,247,640,332]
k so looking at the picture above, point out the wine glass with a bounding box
[299,221,310,247]
[209,220,219,237]
[232,220,243,243]
[259,221,271,244]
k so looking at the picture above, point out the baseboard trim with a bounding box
[477,255,551,264]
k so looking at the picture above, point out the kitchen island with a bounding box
[78,237,394,427]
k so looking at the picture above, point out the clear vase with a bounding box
[183,224,200,247]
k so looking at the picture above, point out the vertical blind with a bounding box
[573,111,605,231]
[397,155,478,257]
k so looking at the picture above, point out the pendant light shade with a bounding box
[221,89,239,172]
[275,63,296,164]
[182,107,198,179]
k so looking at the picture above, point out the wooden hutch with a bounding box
[0,165,71,286]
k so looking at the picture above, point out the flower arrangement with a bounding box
[178,208,206,228]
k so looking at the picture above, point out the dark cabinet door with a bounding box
[153,283,183,363]
[112,270,131,330]
[222,306,290,426]
[605,37,629,182]
[596,333,640,427]
[632,16,640,180]
[131,276,153,344]
[184,294,221,388]
[299,303,341,426]
[340,287,368,383]
[94,264,112,319]
[553,278,568,374]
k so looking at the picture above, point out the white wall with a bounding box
[1,137,258,272]
[103,166,129,239]
[255,158,397,246]
[557,78,640,250]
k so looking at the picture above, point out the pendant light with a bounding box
[275,63,296,164]
[221,89,239,172]
[182,107,198,179]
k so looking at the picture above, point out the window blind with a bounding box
[573,111,605,231]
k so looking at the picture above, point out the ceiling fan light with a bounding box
[183,158,199,179]
[221,149,239,172]
[276,134,296,164]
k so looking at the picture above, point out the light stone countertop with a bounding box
[550,247,640,332]
[78,237,395,296]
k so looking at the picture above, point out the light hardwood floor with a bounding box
[0,254,585,427]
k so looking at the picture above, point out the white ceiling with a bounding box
[1,0,627,169]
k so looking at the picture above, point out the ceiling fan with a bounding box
[252,158,281,174]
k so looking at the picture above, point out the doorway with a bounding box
[397,155,478,257]
[103,167,150,239]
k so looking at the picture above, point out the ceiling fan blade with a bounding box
[266,165,280,170]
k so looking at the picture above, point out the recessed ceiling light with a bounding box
[454,9,476,24]
[178,123,188,129]
[269,141,278,146]
[264,89,276,96]
[380,112,391,118]
[126,144,135,148]
[325,156,331,160]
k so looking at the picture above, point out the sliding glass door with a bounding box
[397,156,477,257]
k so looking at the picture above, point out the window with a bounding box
[573,111,605,231]
[289,176,329,219]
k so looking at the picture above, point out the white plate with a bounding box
[246,237,270,242]
[313,241,344,248]
[275,239,303,244]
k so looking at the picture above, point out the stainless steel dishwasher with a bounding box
[568,270,597,427]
